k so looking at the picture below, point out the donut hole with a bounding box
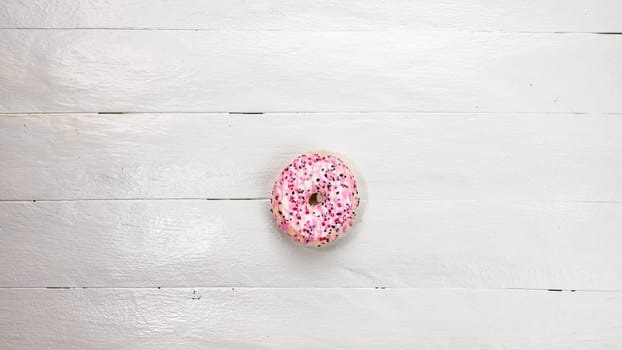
[308,192,325,206]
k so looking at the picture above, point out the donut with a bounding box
[271,153,360,246]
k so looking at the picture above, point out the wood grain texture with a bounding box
[1,113,621,201]
[2,0,621,32]
[1,288,621,350]
[2,199,621,289]
[1,31,621,113]
[2,1,622,348]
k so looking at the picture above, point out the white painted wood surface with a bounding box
[2,199,621,289]
[1,31,621,112]
[1,1,622,348]
[2,288,621,350]
[1,113,621,201]
[2,0,622,32]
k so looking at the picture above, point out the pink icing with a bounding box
[271,153,360,246]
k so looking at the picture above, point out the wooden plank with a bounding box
[0,31,620,113]
[2,0,622,32]
[1,113,621,201]
[2,199,621,289]
[1,288,621,349]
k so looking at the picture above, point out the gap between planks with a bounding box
[0,287,618,293]
[1,28,622,35]
[2,112,622,116]
[1,198,622,204]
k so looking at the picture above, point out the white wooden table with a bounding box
[1,1,622,349]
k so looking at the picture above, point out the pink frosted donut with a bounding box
[271,153,360,246]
